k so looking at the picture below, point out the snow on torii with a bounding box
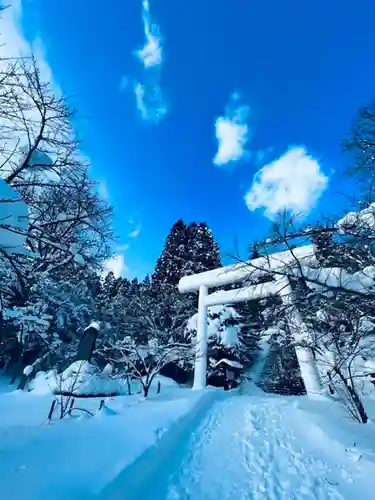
[178,245,322,396]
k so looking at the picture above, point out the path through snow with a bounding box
[164,392,373,500]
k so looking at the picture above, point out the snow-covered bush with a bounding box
[187,305,240,348]
[28,369,58,395]
[104,335,191,397]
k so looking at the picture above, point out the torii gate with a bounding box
[178,245,322,396]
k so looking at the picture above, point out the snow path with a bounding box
[165,394,371,500]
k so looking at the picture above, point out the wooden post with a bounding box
[48,399,56,421]
[193,285,208,390]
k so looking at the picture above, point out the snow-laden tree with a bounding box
[186,304,244,386]
[0,38,113,379]
[0,55,113,274]
[343,100,375,202]
[100,278,195,388]
[239,100,375,417]
[183,222,221,276]
[153,220,221,285]
[243,201,375,421]
[153,219,188,285]
[104,334,191,397]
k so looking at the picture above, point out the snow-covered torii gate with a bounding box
[178,245,322,396]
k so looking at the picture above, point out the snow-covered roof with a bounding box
[179,245,316,293]
[213,358,243,369]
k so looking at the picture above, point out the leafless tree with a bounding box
[234,210,375,422]
[104,335,192,397]
[0,54,113,281]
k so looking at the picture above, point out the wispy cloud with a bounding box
[134,81,167,123]
[121,0,167,123]
[245,147,328,219]
[102,254,127,279]
[128,226,141,238]
[136,0,163,69]
[213,93,250,167]
[116,243,130,252]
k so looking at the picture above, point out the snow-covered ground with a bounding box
[164,389,375,500]
[102,385,375,500]
[0,376,208,499]
[0,378,374,499]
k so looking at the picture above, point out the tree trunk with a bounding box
[126,375,131,395]
[143,384,149,398]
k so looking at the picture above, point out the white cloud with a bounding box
[102,254,127,279]
[128,226,141,238]
[126,0,167,123]
[136,0,162,69]
[245,147,328,219]
[213,93,250,167]
[0,3,56,88]
[134,81,167,123]
[0,1,26,58]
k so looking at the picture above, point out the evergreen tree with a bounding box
[260,322,305,396]
[183,223,221,276]
[153,220,221,286]
[153,220,188,285]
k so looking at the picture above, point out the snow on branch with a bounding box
[103,335,192,397]
[337,203,375,235]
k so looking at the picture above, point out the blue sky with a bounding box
[6,0,375,278]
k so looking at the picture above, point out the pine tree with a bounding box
[149,220,223,382]
[153,219,188,285]
[153,220,221,286]
[183,223,221,276]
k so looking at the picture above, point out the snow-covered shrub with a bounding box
[104,335,191,397]
[187,305,240,348]
[187,305,244,387]
[29,369,58,395]
[55,360,129,396]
